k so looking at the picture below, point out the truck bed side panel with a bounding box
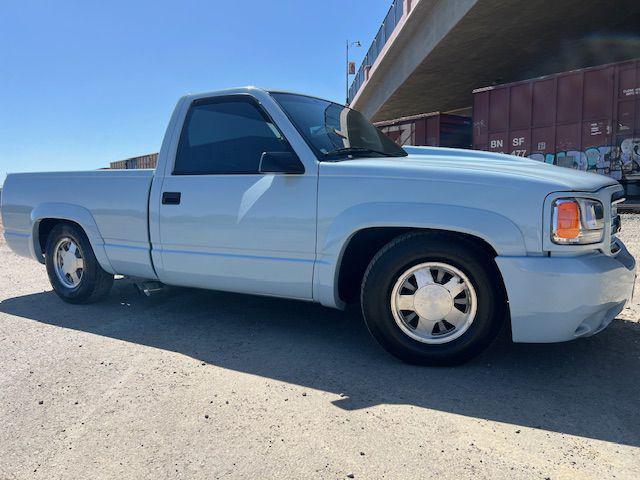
[1,170,156,278]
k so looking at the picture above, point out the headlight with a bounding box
[551,198,605,244]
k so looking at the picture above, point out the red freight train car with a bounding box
[472,58,640,201]
[375,112,472,149]
[109,153,158,170]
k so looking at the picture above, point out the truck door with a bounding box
[155,95,317,299]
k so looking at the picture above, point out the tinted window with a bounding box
[174,96,290,175]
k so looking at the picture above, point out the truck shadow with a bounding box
[1,278,639,448]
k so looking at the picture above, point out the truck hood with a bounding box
[326,146,618,193]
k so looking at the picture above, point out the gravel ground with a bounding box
[617,214,640,323]
[0,217,638,479]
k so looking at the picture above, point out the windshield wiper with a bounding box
[324,147,398,159]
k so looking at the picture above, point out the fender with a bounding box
[30,203,116,274]
[313,202,527,308]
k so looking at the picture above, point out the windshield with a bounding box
[270,92,407,160]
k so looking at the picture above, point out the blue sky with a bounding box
[0,0,392,184]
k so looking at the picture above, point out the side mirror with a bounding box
[259,151,305,174]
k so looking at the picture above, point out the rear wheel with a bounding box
[45,223,114,304]
[361,233,505,366]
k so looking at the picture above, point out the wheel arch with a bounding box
[30,203,115,274]
[313,202,522,309]
[336,227,506,305]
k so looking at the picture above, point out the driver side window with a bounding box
[174,96,291,175]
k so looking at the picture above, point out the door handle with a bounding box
[162,192,181,205]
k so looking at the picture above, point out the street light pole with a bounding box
[346,40,361,105]
[345,40,349,105]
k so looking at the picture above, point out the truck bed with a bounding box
[1,169,155,278]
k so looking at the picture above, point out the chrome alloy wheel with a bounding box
[53,237,84,289]
[390,262,477,344]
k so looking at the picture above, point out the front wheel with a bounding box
[45,223,114,304]
[361,233,506,366]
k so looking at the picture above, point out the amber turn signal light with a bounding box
[555,200,580,239]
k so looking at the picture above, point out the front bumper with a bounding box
[496,240,636,343]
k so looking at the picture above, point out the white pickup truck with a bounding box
[1,88,636,365]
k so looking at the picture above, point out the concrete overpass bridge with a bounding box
[350,0,640,122]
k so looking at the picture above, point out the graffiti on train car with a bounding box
[529,137,640,181]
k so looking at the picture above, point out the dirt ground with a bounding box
[0,216,638,479]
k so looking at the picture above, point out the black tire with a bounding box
[45,222,114,304]
[361,232,506,366]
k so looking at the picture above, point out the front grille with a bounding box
[612,190,626,203]
[610,190,624,255]
[611,214,621,236]
[611,237,621,254]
